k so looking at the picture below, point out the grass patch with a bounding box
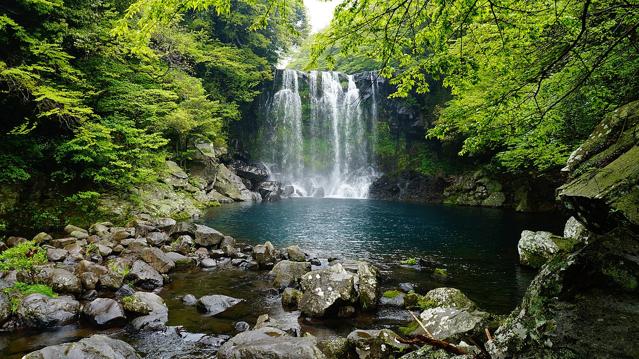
[0,241,47,273]
[400,258,418,265]
[383,290,402,298]
[3,281,57,312]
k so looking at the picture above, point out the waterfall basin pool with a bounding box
[202,198,565,313]
[0,198,565,358]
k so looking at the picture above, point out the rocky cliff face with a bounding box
[488,101,639,358]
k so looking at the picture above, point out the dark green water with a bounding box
[203,198,565,313]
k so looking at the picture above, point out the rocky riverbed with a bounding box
[0,215,515,358]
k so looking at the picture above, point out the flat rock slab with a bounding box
[217,327,326,359]
[197,295,243,316]
[23,334,138,359]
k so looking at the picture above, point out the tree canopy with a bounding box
[310,0,639,172]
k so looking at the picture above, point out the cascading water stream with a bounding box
[262,69,380,199]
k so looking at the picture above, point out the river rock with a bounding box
[47,248,67,262]
[418,307,489,341]
[32,232,52,244]
[281,288,303,308]
[0,292,10,324]
[141,247,175,274]
[22,334,138,359]
[317,337,351,359]
[50,268,82,294]
[165,252,194,268]
[258,181,283,202]
[270,260,311,289]
[233,162,269,184]
[356,261,379,310]
[214,164,256,201]
[253,241,277,268]
[347,329,411,358]
[518,230,559,268]
[217,327,326,359]
[254,313,301,337]
[422,287,477,310]
[173,234,194,254]
[65,224,87,235]
[18,294,80,328]
[155,217,176,232]
[194,224,225,247]
[80,272,99,290]
[286,245,306,262]
[147,231,169,246]
[197,295,243,315]
[563,216,590,243]
[129,292,168,331]
[299,263,356,317]
[182,294,197,306]
[128,260,163,289]
[83,298,126,325]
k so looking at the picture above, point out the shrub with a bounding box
[0,241,47,273]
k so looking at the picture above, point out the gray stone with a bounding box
[18,294,79,328]
[50,268,82,294]
[217,327,325,359]
[286,245,306,262]
[182,294,197,306]
[47,248,67,262]
[270,260,311,289]
[418,307,489,341]
[141,247,175,274]
[194,224,225,247]
[22,334,138,359]
[281,288,302,308]
[201,258,217,268]
[147,231,168,246]
[197,295,243,315]
[253,241,276,268]
[422,287,477,310]
[83,298,126,325]
[299,264,356,317]
[0,292,10,324]
[128,260,163,289]
[356,261,379,310]
[518,230,559,268]
[165,252,194,268]
[129,292,168,331]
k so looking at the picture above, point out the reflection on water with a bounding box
[203,198,565,312]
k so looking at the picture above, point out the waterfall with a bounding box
[262,69,380,199]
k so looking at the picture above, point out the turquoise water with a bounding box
[203,198,565,313]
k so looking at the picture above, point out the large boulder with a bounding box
[558,100,639,232]
[194,224,225,247]
[233,162,269,186]
[128,292,168,331]
[270,260,311,289]
[217,327,326,359]
[141,247,175,274]
[82,298,126,326]
[50,268,82,294]
[0,292,11,324]
[197,295,243,316]
[347,329,411,358]
[258,181,283,202]
[214,164,256,201]
[286,245,306,262]
[128,260,163,289]
[356,261,379,310]
[418,307,490,341]
[23,334,138,359]
[487,228,639,359]
[18,294,80,328]
[517,230,559,268]
[299,264,356,317]
[421,287,477,310]
[253,241,277,268]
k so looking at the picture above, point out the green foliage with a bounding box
[3,281,57,312]
[107,260,130,277]
[0,241,47,272]
[313,0,639,173]
[382,289,402,298]
[400,257,418,265]
[0,0,307,232]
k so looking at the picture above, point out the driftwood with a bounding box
[397,334,468,355]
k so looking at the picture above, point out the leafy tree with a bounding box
[311,0,639,172]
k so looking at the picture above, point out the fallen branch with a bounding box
[409,311,434,339]
[397,334,468,355]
